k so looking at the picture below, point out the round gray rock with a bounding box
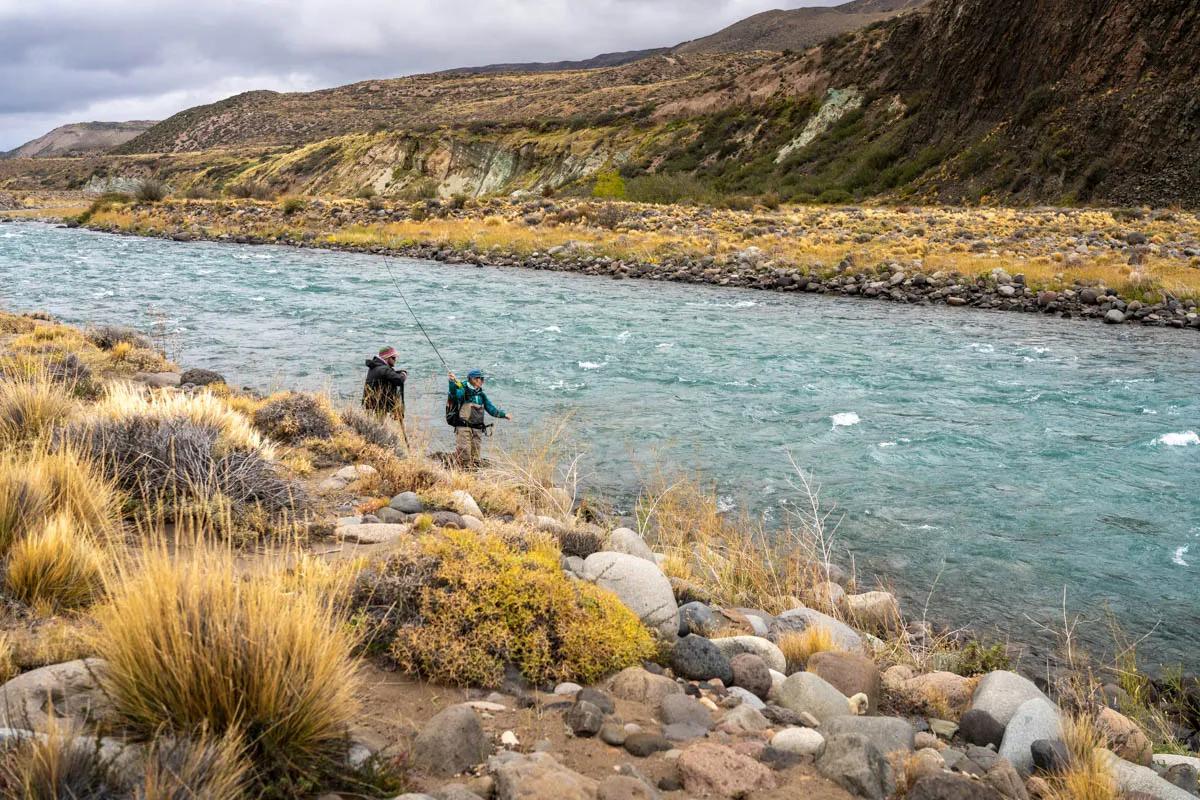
[582,552,679,638]
[776,671,852,723]
[390,491,424,513]
[971,670,1050,727]
[997,697,1062,775]
[412,705,493,777]
[709,636,786,673]
[729,653,772,700]
[670,635,733,683]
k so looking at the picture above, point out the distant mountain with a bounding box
[439,48,671,76]
[3,121,158,159]
[672,0,928,54]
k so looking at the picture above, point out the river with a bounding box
[3,220,1198,667]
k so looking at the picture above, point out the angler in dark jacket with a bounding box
[362,346,408,418]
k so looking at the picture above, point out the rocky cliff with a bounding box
[3,121,157,159]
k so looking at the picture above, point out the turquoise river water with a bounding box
[2,221,1198,666]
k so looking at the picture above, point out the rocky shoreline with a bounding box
[5,194,1199,333]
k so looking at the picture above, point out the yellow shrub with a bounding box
[387,529,654,686]
[0,374,77,446]
[5,515,107,612]
[109,341,133,362]
[91,545,359,791]
[0,449,118,554]
[781,625,842,671]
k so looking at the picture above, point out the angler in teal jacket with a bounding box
[448,369,512,466]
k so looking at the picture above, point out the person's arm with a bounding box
[482,393,508,419]
[386,366,407,387]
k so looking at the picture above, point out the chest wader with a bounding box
[455,402,487,467]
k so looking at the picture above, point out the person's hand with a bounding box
[448,371,457,382]
[504,413,515,422]
[399,370,408,379]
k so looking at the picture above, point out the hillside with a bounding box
[3,121,157,159]
[673,0,927,54]
[439,48,670,76]
[9,0,1200,207]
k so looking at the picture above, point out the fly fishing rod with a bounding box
[380,257,450,373]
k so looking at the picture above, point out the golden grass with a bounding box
[1045,714,1118,800]
[5,515,107,613]
[88,382,275,459]
[0,448,119,554]
[0,720,110,800]
[139,729,251,800]
[90,542,360,791]
[0,633,16,684]
[0,373,77,446]
[781,625,842,671]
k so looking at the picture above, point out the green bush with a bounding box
[134,179,169,203]
[357,529,655,686]
[279,196,306,215]
[591,169,626,200]
[625,174,714,205]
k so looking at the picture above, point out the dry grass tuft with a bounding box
[0,374,77,446]
[1045,714,1118,800]
[780,625,842,671]
[0,448,118,554]
[252,391,338,444]
[0,722,112,800]
[5,515,107,612]
[91,543,360,791]
[139,729,251,800]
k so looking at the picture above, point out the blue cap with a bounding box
[467,369,485,380]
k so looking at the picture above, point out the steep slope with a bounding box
[115,54,766,154]
[3,121,157,159]
[673,0,927,54]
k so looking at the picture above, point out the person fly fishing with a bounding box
[362,346,408,421]
[447,369,513,467]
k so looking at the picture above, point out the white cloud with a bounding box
[0,0,823,150]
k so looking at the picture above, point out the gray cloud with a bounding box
[0,0,821,150]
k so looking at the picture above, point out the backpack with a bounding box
[446,390,487,430]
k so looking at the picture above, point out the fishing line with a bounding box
[380,257,450,372]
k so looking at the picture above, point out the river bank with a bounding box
[5,192,1200,332]
[1,304,1199,798]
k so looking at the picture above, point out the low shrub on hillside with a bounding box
[355,528,654,686]
[253,392,337,443]
[134,179,169,203]
[591,169,626,200]
[279,196,307,215]
[85,325,152,352]
[92,545,359,795]
[225,181,276,200]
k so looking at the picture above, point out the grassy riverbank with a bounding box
[5,191,1200,329]
[0,305,1197,798]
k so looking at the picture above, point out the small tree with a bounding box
[134,179,169,202]
[591,169,626,200]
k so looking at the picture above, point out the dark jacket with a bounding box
[362,356,407,414]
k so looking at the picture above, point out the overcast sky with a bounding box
[0,0,825,150]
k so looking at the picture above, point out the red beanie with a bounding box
[379,346,398,360]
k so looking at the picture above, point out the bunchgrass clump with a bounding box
[781,625,842,671]
[365,528,655,686]
[0,449,118,554]
[340,406,404,452]
[0,374,77,446]
[0,723,114,800]
[5,515,107,612]
[253,392,338,443]
[91,544,359,794]
[1046,714,1118,800]
[139,729,251,800]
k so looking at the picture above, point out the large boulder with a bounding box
[845,591,901,632]
[821,716,916,755]
[997,698,1061,775]
[708,636,786,673]
[909,773,1003,800]
[412,705,494,777]
[678,602,721,637]
[1096,706,1152,766]
[390,492,424,514]
[897,671,976,717]
[729,653,772,700]
[0,659,111,732]
[178,367,226,387]
[816,733,894,800]
[970,671,1050,727]
[959,708,1006,748]
[582,552,678,638]
[807,652,882,714]
[490,751,598,800]
[676,742,777,798]
[608,667,682,707]
[1101,749,1196,800]
[776,671,853,723]
[670,635,733,684]
[605,528,655,562]
[771,607,866,654]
